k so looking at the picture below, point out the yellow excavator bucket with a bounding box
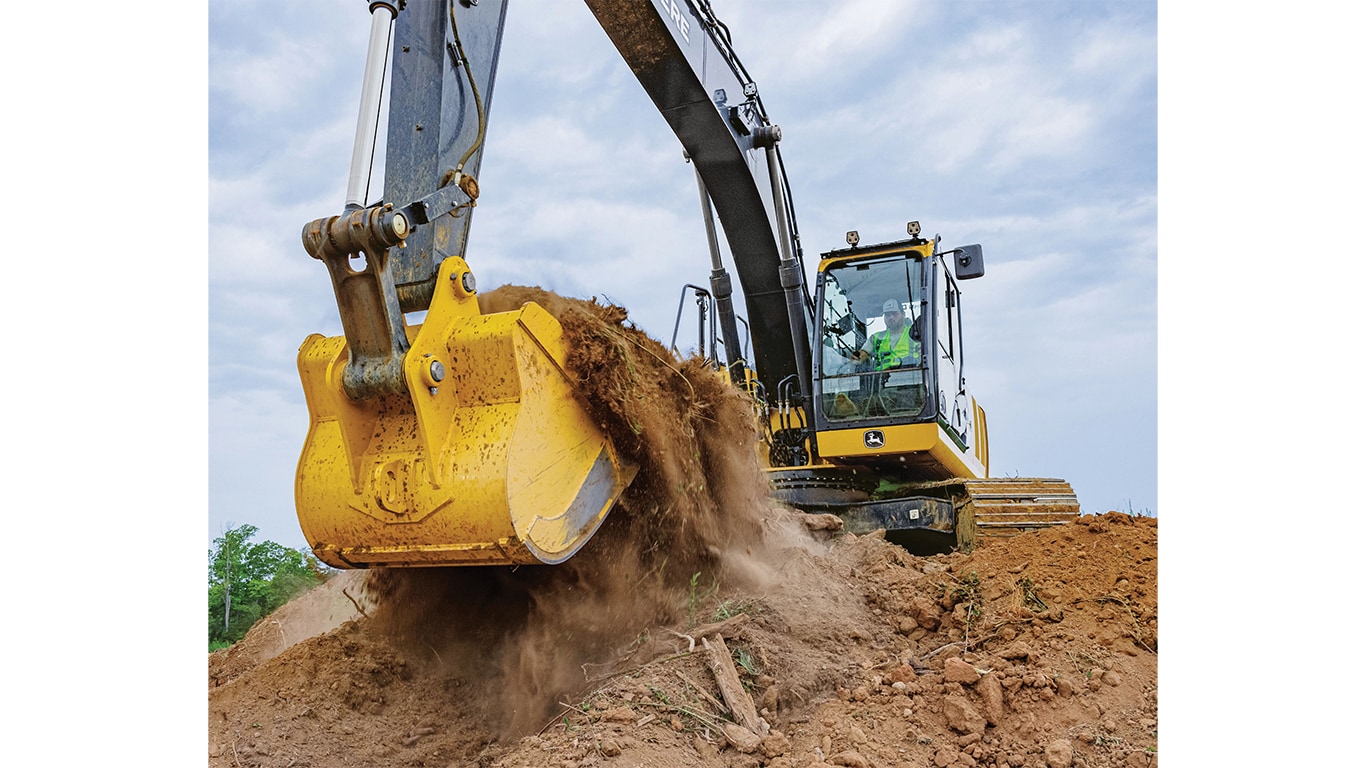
[295,257,636,569]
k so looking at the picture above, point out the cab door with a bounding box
[934,256,974,447]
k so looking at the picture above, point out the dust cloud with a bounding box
[362,286,793,734]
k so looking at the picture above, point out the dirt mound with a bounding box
[208,290,1158,767]
[208,514,1156,767]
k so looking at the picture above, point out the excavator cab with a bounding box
[807,230,988,482]
[816,254,931,424]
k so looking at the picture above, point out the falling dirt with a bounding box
[209,288,1157,768]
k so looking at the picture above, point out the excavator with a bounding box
[293,0,1079,570]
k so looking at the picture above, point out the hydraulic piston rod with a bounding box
[346,2,398,211]
[692,164,745,384]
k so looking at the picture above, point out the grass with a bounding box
[686,571,720,628]
[947,571,983,630]
[711,598,759,622]
[1016,577,1048,612]
[732,646,758,676]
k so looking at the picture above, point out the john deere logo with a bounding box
[863,430,885,449]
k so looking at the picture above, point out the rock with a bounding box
[934,747,958,767]
[1125,751,1153,767]
[1001,642,1031,660]
[909,596,943,630]
[975,673,1005,726]
[761,685,780,712]
[887,665,917,685]
[830,750,871,768]
[1101,670,1123,687]
[943,695,987,735]
[1056,678,1075,698]
[1044,739,1074,768]
[761,731,792,758]
[944,657,981,684]
[598,737,622,757]
[723,723,762,754]
[600,706,636,723]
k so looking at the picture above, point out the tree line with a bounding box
[208,524,331,650]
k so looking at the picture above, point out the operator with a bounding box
[853,299,921,371]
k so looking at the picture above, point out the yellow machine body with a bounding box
[817,421,987,480]
[295,257,635,569]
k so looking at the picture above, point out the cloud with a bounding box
[718,0,922,82]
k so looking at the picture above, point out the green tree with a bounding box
[208,524,330,649]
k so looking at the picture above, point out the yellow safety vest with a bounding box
[872,325,920,371]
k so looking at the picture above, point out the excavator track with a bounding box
[768,470,1079,554]
[961,477,1080,541]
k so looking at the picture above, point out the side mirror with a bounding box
[947,243,985,280]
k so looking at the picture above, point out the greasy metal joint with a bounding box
[451,269,477,297]
[458,173,480,201]
[302,204,410,262]
[753,124,782,148]
[301,204,414,400]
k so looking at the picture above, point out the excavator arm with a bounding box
[295,0,817,569]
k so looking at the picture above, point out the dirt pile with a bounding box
[208,290,1158,767]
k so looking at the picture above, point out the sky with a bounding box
[208,0,1158,553]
